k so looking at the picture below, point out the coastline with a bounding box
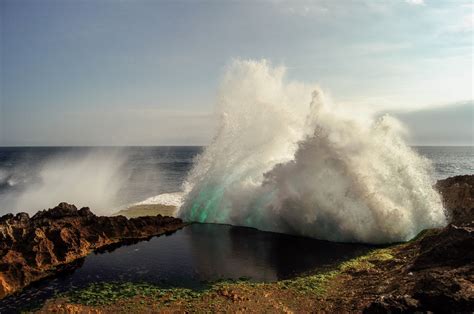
[0,174,472,312]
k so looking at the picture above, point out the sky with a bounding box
[0,0,472,146]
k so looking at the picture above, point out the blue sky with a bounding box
[0,0,472,146]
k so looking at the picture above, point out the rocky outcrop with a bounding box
[436,175,474,225]
[364,223,473,313]
[364,175,474,313]
[0,203,186,299]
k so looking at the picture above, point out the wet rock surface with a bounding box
[0,203,185,299]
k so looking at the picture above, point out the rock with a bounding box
[364,294,419,313]
[436,175,474,225]
[78,207,94,217]
[364,222,474,313]
[412,223,474,270]
[412,272,473,313]
[0,203,186,299]
[364,175,474,313]
[31,202,79,220]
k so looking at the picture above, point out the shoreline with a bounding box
[0,174,472,312]
[37,223,473,313]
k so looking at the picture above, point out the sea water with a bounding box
[0,146,472,216]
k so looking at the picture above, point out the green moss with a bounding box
[64,282,202,306]
[272,248,394,297]
[60,248,396,308]
[278,270,339,295]
[407,228,441,243]
[340,248,394,272]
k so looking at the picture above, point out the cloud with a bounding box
[405,0,425,5]
[352,42,411,54]
[278,3,329,17]
[1,108,216,146]
[387,101,474,145]
[448,13,474,33]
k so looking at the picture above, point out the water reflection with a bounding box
[0,224,370,313]
[188,224,369,282]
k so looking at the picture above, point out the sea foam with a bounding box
[133,192,184,208]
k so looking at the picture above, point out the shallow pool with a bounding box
[0,223,370,312]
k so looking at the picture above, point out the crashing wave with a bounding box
[178,59,447,244]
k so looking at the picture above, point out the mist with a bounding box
[0,149,130,215]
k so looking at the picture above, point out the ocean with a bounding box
[0,146,472,216]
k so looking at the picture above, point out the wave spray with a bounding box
[178,60,447,244]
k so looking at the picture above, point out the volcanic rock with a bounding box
[0,203,185,299]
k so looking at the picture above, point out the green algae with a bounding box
[340,248,394,272]
[61,247,395,307]
[64,282,202,306]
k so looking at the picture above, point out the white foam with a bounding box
[133,192,184,207]
[178,59,447,244]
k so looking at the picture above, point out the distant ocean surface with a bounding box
[413,146,474,180]
[0,146,472,215]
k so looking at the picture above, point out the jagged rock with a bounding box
[0,203,185,299]
[365,224,474,313]
[436,175,474,225]
[365,295,419,313]
[412,223,474,270]
[412,271,473,312]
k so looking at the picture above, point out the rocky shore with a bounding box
[1,175,473,313]
[361,174,473,312]
[35,175,473,313]
[0,203,186,299]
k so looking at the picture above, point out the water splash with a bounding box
[132,192,184,208]
[0,149,130,215]
[178,59,447,244]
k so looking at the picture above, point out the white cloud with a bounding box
[352,42,411,54]
[279,3,329,17]
[444,13,474,33]
[406,0,425,5]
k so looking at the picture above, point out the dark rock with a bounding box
[412,223,474,270]
[364,294,419,313]
[413,272,473,312]
[364,175,474,313]
[78,207,93,217]
[0,214,14,222]
[15,212,30,222]
[435,175,474,225]
[32,202,78,220]
[364,222,474,313]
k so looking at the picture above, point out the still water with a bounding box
[0,223,370,313]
